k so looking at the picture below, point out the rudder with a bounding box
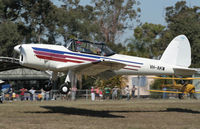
[160,35,191,67]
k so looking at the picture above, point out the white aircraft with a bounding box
[14,35,196,93]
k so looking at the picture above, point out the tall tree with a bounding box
[0,21,21,56]
[125,23,165,58]
[162,1,200,67]
[21,0,57,43]
[59,1,99,42]
[92,0,140,44]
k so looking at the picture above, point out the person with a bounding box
[131,85,137,99]
[41,89,45,101]
[99,89,103,101]
[12,92,16,101]
[91,87,95,101]
[20,87,27,101]
[95,87,100,100]
[29,87,36,101]
[104,86,111,99]
[125,85,130,100]
[71,87,77,101]
[112,86,118,100]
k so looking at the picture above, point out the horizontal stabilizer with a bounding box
[173,68,197,75]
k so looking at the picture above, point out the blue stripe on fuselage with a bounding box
[32,47,100,59]
[105,58,143,65]
[32,47,143,65]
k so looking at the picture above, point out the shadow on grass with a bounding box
[25,106,126,118]
[24,106,200,118]
[165,108,200,114]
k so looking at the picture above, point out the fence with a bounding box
[0,89,193,102]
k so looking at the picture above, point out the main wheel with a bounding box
[59,83,70,94]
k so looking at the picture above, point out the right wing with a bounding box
[148,90,182,94]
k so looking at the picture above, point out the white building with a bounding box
[125,75,155,97]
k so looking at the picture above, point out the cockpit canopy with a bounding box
[65,39,115,56]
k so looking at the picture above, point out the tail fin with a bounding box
[160,35,191,67]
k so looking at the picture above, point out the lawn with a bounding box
[0,99,200,129]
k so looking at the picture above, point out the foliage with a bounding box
[93,75,127,89]
[0,21,21,56]
[125,23,165,58]
[92,0,140,44]
[161,1,200,67]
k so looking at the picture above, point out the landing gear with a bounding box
[59,82,70,94]
[43,81,53,91]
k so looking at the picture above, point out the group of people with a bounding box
[1,85,137,102]
[91,87,103,101]
[2,87,50,102]
[90,85,137,101]
[124,85,137,100]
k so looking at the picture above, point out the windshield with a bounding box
[66,40,115,56]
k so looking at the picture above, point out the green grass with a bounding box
[0,99,200,129]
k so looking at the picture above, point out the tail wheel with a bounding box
[59,82,70,94]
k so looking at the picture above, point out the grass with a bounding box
[0,99,200,129]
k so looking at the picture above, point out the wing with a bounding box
[148,90,182,94]
[152,77,200,80]
[149,90,200,94]
[57,60,125,76]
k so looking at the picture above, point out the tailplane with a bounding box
[160,35,191,67]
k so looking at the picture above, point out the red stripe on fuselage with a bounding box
[127,65,141,68]
[123,68,138,71]
[36,55,83,63]
[34,51,97,61]
[34,50,97,62]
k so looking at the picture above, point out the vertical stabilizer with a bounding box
[160,35,191,67]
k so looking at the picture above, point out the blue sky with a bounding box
[123,0,200,42]
[140,0,200,25]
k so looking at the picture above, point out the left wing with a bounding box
[57,60,126,76]
[149,90,200,94]
[152,77,200,80]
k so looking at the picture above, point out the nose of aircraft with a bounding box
[14,45,21,53]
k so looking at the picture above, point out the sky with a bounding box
[139,0,200,25]
[53,0,200,42]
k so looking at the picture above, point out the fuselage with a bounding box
[14,43,181,76]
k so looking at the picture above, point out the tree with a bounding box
[20,0,58,43]
[92,0,140,44]
[0,21,21,56]
[125,23,165,58]
[59,2,100,42]
[163,1,200,67]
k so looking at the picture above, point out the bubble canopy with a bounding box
[65,39,115,56]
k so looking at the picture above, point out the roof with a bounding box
[0,57,22,72]
[0,57,50,80]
